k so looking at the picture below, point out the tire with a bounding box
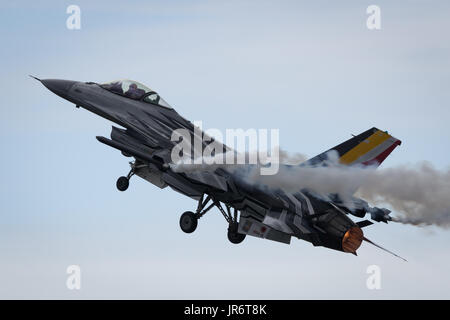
[116,176,129,191]
[179,211,198,233]
[227,223,246,244]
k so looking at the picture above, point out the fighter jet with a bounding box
[35,77,405,259]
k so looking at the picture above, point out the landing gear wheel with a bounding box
[227,223,246,244]
[116,176,129,191]
[180,211,198,233]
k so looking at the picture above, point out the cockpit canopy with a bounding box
[100,79,171,108]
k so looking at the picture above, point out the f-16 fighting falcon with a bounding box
[35,77,405,260]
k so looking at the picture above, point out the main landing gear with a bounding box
[179,194,246,244]
[179,211,197,233]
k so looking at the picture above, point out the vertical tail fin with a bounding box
[303,127,401,168]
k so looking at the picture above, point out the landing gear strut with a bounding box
[116,161,143,192]
[179,194,246,244]
[179,194,214,234]
[215,201,246,244]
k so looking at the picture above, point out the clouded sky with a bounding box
[0,0,449,299]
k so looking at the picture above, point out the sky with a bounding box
[0,0,449,299]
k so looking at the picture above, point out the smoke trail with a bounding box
[169,149,450,228]
[246,160,450,228]
[278,149,308,165]
[357,162,450,227]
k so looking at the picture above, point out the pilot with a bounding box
[125,83,146,100]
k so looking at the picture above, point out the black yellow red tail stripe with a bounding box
[304,127,401,168]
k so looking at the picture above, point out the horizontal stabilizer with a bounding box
[356,220,374,228]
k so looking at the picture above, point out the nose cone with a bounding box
[41,79,78,100]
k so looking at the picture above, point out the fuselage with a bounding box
[39,78,364,254]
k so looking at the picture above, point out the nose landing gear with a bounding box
[116,176,130,191]
[116,161,143,192]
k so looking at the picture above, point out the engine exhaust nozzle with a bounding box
[342,226,364,253]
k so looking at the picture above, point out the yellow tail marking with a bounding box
[339,130,391,165]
